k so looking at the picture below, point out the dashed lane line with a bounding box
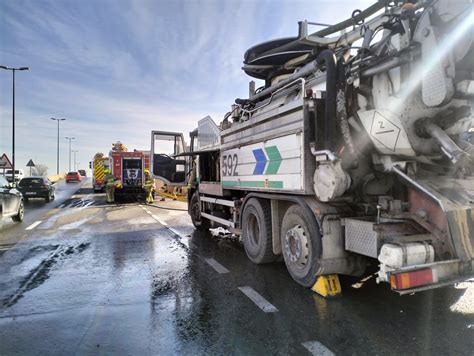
[142,205,217,267]
[152,215,168,226]
[147,212,197,248]
[301,341,335,356]
[25,220,42,231]
[205,258,230,274]
[238,286,278,313]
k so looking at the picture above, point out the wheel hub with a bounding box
[284,225,309,265]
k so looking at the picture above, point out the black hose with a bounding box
[235,59,319,105]
[316,49,338,151]
[336,57,358,168]
[256,2,385,59]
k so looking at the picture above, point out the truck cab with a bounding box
[150,131,188,185]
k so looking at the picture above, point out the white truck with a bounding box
[152,0,474,296]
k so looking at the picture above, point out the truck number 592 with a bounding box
[222,154,238,176]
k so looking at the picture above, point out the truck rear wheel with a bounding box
[281,204,321,287]
[242,198,275,264]
[190,193,209,230]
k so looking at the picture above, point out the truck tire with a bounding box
[242,198,275,264]
[281,204,321,287]
[190,193,209,230]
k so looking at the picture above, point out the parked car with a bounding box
[5,169,24,183]
[66,171,82,183]
[17,177,55,202]
[0,176,24,222]
[78,169,87,177]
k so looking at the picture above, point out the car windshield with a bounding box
[19,178,44,187]
[67,172,77,175]
[0,176,9,187]
[6,170,20,174]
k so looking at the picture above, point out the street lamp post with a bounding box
[65,137,75,172]
[0,65,29,183]
[50,118,66,174]
[72,150,78,171]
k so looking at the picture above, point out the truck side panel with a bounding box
[221,133,304,192]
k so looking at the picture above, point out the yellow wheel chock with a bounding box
[311,274,342,298]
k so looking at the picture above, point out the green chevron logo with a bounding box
[264,146,282,175]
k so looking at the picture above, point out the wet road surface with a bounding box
[0,179,89,246]
[0,181,473,355]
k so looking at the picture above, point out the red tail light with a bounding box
[390,269,435,290]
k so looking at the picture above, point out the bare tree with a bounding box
[32,164,48,177]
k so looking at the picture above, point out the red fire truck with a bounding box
[110,150,150,200]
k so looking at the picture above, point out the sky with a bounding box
[0,0,374,176]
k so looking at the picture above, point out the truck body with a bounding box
[110,150,147,200]
[91,154,109,192]
[152,0,474,295]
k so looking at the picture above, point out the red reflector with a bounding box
[390,269,433,290]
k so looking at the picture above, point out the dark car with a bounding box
[17,177,55,203]
[66,171,82,183]
[78,169,87,177]
[0,176,24,222]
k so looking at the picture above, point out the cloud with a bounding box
[0,0,376,172]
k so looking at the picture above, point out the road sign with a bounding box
[26,159,36,167]
[0,153,13,169]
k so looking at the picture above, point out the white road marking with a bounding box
[152,215,168,226]
[238,286,278,313]
[25,221,42,231]
[301,341,335,356]
[168,227,183,237]
[205,258,230,274]
[187,241,198,249]
[58,204,65,209]
[148,213,189,240]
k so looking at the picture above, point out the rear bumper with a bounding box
[395,276,473,295]
[19,190,50,198]
[387,259,474,294]
[115,187,145,196]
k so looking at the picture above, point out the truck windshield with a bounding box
[123,159,141,169]
[153,134,184,155]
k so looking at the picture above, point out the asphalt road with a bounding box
[0,180,473,355]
